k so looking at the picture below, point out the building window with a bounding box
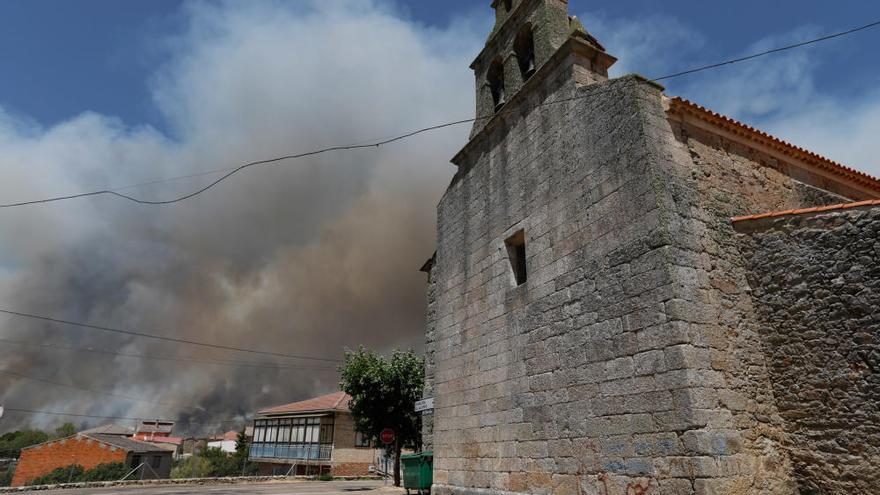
[505,230,527,286]
[503,0,512,12]
[249,415,335,461]
[488,57,506,112]
[131,455,142,468]
[355,431,371,448]
[151,456,162,469]
[514,25,536,80]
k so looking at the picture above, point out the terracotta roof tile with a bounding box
[669,97,880,195]
[258,391,351,415]
[732,199,880,223]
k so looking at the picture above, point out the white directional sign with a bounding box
[415,397,434,413]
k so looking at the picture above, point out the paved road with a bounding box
[35,480,391,495]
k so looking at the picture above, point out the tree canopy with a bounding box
[339,348,424,486]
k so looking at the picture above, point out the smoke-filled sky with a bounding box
[0,0,878,434]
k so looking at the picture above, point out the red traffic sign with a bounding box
[380,428,395,445]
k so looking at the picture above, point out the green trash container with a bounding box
[401,451,433,495]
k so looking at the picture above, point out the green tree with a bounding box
[339,348,424,487]
[200,447,237,477]
[53,423,76,439]
[79,462,127,482]
[171,455,212,479]
[232,428,258,476]
[0,429,50,457]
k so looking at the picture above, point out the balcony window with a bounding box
[250,416,335,461]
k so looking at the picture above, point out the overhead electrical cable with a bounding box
[0,336,338,371]
[0,19,877,209]
[0,369,184,409]
[2,408,170,422]
[0,308,342,363]
[2,407,246,426]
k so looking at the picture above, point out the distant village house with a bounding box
[11,433,172,486]
[249,391,377,476]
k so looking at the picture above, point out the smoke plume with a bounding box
[0,0,483,434]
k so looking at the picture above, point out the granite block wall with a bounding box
[735,206,880,494]
[425,60,812,492]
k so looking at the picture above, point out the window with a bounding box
[355,431,371,448]
[151,456,162,469]
[131,455,142,468]
[514,25,536,80]
[249,415,334,461]
[487,57,506,112]
[503,0,512,12]
[505,230,527,286]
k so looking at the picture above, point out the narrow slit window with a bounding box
[505,230,527,286]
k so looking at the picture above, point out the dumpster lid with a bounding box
[401,453,422,460]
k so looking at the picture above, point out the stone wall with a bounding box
[735,206,880,494]
[637,102,859,495]
[422,260,438,451]
[429,58,799,492]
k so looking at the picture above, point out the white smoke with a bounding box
[0,0,487,432]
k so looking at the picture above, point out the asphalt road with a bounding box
[34,480,391,495]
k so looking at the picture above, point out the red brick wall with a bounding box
[11,436,127,486]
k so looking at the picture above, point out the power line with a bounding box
[1,408,249,429]
[1,19,877,209]
[1,408,169,422]
[0,336,338,371]
[0,309,342,363]
[653,19,880,81]
[0,369,182,409]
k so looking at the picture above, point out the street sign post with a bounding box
[415,397,434,413]
[380,428,395,445]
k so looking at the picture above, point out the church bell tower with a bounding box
[469,0,617,138]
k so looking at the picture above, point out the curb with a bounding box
[0,475,382,492]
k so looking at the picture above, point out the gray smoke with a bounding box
[0,0,485,434]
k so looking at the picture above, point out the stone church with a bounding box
[419,0,880,494]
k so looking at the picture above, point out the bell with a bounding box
[524,56,536,79]
[494,85,507,111]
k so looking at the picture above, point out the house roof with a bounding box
[16,433,173,454]
[667,97,880,199]
[141,436,183,446]
[136,421,174,434]
[258,391,351,416]
[208,431,239,442]
[85,434,171,453]
[732,198,880,224]
[79,424,135,436]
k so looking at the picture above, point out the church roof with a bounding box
[668,97,880,198]
[732,198,880,224]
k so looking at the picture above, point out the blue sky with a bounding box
[1,0,879,133]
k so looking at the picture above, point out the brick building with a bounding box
[12,433,172,486]
[420,1,879,494]
[249,391,378,476]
